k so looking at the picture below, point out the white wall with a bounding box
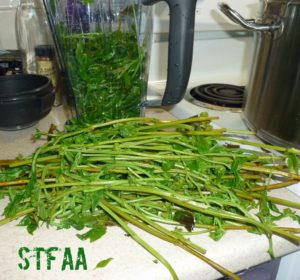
[0,0,19,49]
[0,0,261,49]
[149,0,260,82]
[0,0,19,8]
[153,0,261,32]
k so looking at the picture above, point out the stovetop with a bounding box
[147,74,249,131]
[188,83,244,112]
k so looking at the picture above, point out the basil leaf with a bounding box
[76,225,106,242]
[94,258,113,270]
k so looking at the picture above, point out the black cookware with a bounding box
[0,74,55,130]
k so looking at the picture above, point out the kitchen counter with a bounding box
[0,105,176,160]
[0,105,299,280]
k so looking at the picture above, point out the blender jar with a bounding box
[44,0,197,123]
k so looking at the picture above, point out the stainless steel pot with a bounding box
[220,1,300,148]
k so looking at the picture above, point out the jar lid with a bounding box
[35,45,55,58]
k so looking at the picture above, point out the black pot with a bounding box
[0,74,55,130]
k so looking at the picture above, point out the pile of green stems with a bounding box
[0,115,300,280]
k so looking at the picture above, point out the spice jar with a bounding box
[35,45,62,106]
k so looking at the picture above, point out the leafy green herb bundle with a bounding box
[55,2,146,123]
[0,114,300,280]
[61,30,145,123]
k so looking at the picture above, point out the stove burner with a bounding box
[190,84,245,111]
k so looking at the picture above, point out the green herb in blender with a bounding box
[47,0,148,124]
[46,0,199,123]
[61,29,146,123]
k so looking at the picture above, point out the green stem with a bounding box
[251,180,299,192]
[106,185,300,243]
[236,190,300,210]
[219,136,300,155]
[53,117,158,145]
[241,165,300,180]
[102,198,241,280]
[107,192,206,254]
[0,207,35,226]
[136,116,218,131]
[99,200,179,280]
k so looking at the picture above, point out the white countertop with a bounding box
[0,105,299,280]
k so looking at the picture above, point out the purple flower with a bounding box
[66,0,90,33]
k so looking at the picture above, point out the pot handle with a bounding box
[142,0,197,106]
[219,2,281,32]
